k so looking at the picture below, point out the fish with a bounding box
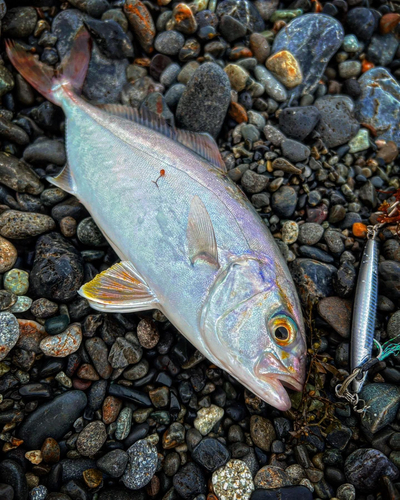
[350,237,379,393]
[6,28,307,411]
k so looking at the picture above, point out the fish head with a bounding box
[201,255,306,411]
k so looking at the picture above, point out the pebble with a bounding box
[154,31,185,56]
[250,416,276,452]
[388,310,400,339]
[10,296,32,313]
[281,138,310,162]
[3,6,37,37]
[271,186,297,218]
[0,312,19,361]
[254,66,287,103]
[281,221,299,244]
[77,217,105,246]
[290,259,336,304]
[318,297,352,338]
[344,448,399,490]
[176,63,231,138]
[115,407,132,440]
[298,223,324,246]
[40,324,82,358]
[108,336,142,368]
[163,422,186,449]
[278,106,320,141]
[315,96,360,148]
[346,7,378,41]
[225,64,250,92]
[136,318,159,348]
[241,170,268,194]
[348,128,370,153]
[0,459,28,500]
[0,236,16,274]
[86,337,113,379]
[216,0,264,32]
[4,269,29,296]
[194,405,224,435]
[266,51,303,89]
[212,459,254,500]
[0,152,43,195]
[18,390,87,449]
[254,466,291,489]
[77,421,107,457]
[30,485,48,500]
[192,437,230,472]
[96,449,128,477]
[30,233,84,302]
[0,211,55,239]
[122,439,158,490]
[31,298,58,319]
[338,61,361,80]
[368,34,398,67]
[41,438,60,464]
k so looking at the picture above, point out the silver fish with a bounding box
[6,29,306,410]
[350,237,379,393]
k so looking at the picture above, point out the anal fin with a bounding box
[78,261,159,313]
[46,163,76,194]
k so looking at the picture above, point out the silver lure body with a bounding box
[351,238,379,393]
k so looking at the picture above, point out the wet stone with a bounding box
[163,422,186,449]
[359,383,400,434]
[0,211,55,240]
[154,31,185,56]
[122,439,158,490]
[250,415,276,452]
[266,51,302,90]
[30,232,84,301]
[315,96,360,148]
[271,14,344,96]
[137,318,159,348]
[212,459,254,500]
[254,66,287,103]
[17,319,47,353]
[24,139,66,166]
[108,337,142,369]
[219,15,247,42]
[18,390,87,449]
[388,311,400,339]
[278,106,320,141]
[298,223,324,246]
[173,462,207,500]
[86,337,113,379]
[355,68,400,147]
[96,449,128,478]
[0,236,17,274]
[0,312,19,361]
[77,421,107,457]
[2,6,37,37]
[0,459,28,500]
[84,17,134,59]
[241,170,268,194]
[41,438,60,464]
[0,290,17,311]
[290,259,336,305]
[77,217,105,246]
[318,297,352,338]
[0,152,43,195]
[271,186,297,218]
[4,269,29,296]
[192,437,230,472]
[176,62,231,138]
[123,359,149,380]
[31,298,58,319]
[344,448,399,491]
[254,466,291,489]
[194,405,224,436]
[281,138,310,163]
[367,34,398,67]
[40,324,82,358]
[115,407,132,440]
[216,0,264,32]
[9,295,32,314]
[347,7,378,41]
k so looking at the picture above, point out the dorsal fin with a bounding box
[97,104,227,173]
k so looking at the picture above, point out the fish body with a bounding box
[6,31,306,410]
[350,237,379,393]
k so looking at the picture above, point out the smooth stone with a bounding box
[86,337,112,379]
[45,315,70,336]
[59,458,96,483]
[0,152,43,195]
[77,217,105,246]
[250,486,312,500]
[30,232,84,301]
[18,390,87,449]
[219,15,247,42]
[318,297,352,338]
[388,311,400,339]
[4,269,29,296]
[212,460,254,500]
[225,64,250,92]
[346,7,378,41]
[344,448,399,490]
[0,312,19,361]
[254,66,287,102]
[254,466,291,489]
[338,61,362,79]
[83,17,134,59]
[266,51,302,89]
[2,6,37,37]
[192,437,231,472]
[16,319,47,353]
[121,439,158,490]
[173,462,207,500]
[0,460,27,500]
[0,290,17,311]
[281,138,310,162]
[40,324,82,358]
[298,223,324,245]
[155,31,185,56]
[379,260,400,301]
[348,128,370,153]
[0,236,17,273]
[359,383,400,434]
[290,259,336,305]
[315,95,360,148]
[31,298,58,319]
[9,296,32,313]
[271,14,344,96]
[77,421,107,457]
[96,449,128,477]
[355,68,400,147]
[367,34,398,67]
[23,138,66,166]
[271,186,297,218]
[241,170,268,194]
[194,405,224,436]
[176,62,231,138]
[108,337,142,369]
[108,384,152,407]
[0,211,55,239]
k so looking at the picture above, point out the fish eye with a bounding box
[271,316,297,346]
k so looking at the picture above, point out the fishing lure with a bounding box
[336,193,400,412]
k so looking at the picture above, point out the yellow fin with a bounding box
[46,163,76,194]
[78,261,159,313]
[187,196,219,267]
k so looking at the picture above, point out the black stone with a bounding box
[279,106,320,141]
[192,438,230,472]
[250,486,313,500]
[173,462,206,500]
[346,7,379,41]
[0,460,27,500]
[108,384,152,407]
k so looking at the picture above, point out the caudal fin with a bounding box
[5,27,92,106]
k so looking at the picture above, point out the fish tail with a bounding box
[5,27,92,106]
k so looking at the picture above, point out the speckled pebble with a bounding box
[212,459,254,500]
[122,439,158,490]
[40,323,82,358]
[194,405,224,436]
[0,311,19,361]
[4,269,29,296]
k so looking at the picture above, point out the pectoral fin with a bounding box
[78,261,159,313]
[187,196,219,268]
[46,163,76,194]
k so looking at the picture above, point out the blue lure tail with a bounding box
[378,335,400,361]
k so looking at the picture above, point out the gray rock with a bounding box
[155,31,185,56]
[108,337,143,369]
[18,390,87,449]
[360,383,400,434]
[97,449,129,477]
[254,65,287,102]
[388,311,400,340]
[216,0,265,32]
[281,138,310,162]
[271,186,297,218]
[23,138,66,166]
[2,6,37,37]
[264,124,285,146]
[368,34,399,67]
[315,95,360,148]
[122,439,158,490]
[176,63,231,138]
[219,15,247,42]
[77,421,107,457]
[241,170,268,194]
[278,106,320,141]
[84,17,134,59]
[271,14,344,97]
[298,223,324,245]
[347,7,378,41]
[290,258,336,305]
[0,312,19,361]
